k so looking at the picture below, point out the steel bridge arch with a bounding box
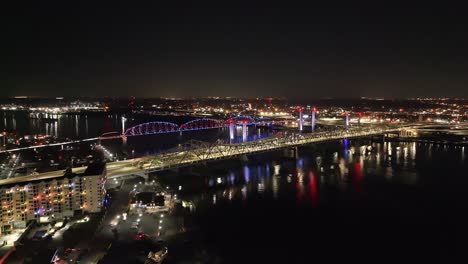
[179,118,226,131]
[124,121,180,136]
[124,116,258,136]
[226,115,256,125]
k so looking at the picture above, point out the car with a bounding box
[136,232,148,240]
[147,247,168,264]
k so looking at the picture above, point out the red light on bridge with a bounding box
[312,107,317,113]
[298,107,303,113]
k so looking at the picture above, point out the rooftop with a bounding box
[0,162,106,188]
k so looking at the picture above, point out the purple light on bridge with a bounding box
[229,122,235,140]
[119,116,258,137]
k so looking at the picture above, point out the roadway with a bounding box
[0,159,142,186]
[0,137,99,154]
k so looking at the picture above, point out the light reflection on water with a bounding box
[191,140,463,210]
[1,111,272,142]
[160,138,468,263]
[1,111,126,138]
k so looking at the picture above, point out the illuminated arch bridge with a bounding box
[123,116,260,137]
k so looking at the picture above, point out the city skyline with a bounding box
[2,3,468,98]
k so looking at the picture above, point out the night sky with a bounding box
[2,3,468,98]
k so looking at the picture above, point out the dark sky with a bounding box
[2,3,468,98]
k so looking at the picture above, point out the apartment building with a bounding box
[0,162,106,233]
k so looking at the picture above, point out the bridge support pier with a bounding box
[229,123,235,140]
[240,155,249,162]
[345,112,350,128]
[370,134,385,143]
[311,108,316,132]
[298,107,303,131]
[242,123,247,142]
[170,167,180,173]
[283,147,299,159]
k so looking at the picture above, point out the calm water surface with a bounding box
[1,111,128,138]
[0,111,273,156]
[167,140,468,264]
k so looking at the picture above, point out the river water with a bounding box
[161,139,468,263]
[0,111,178,139]
[0,111,273,158]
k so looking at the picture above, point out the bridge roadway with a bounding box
[0,125,406,186]
[0,137,99,154]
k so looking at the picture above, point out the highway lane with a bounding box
[0,166,87,186]
[0,137,99,154]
